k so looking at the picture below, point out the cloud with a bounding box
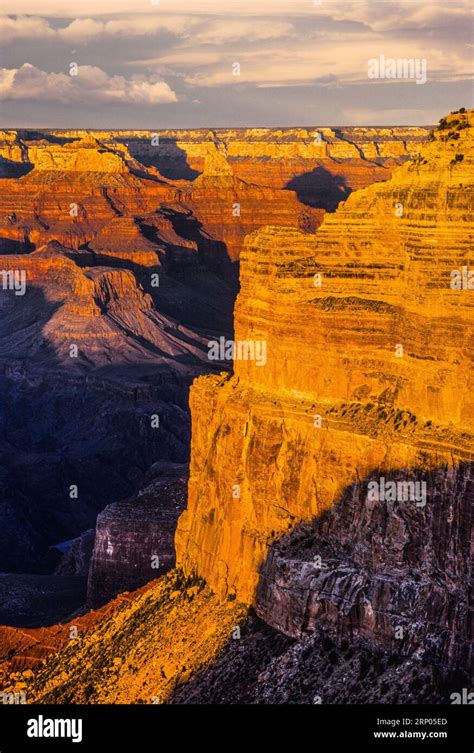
[58,15,195,43]
[3,1,155,16]
[0,1,331,17]
[57,18,105,43]
[1,1,471,126]
[0,14,197,43]
[0,15,55,42]
[138,51,223,67]
[0,63,177,104]
[0,14,292,44]
[3,0,472,28]
[92,4,469,91]
[327,0,473,32]
[156,36,470,89]
[196,19,294,43]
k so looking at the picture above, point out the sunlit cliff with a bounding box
[0,112,471,704]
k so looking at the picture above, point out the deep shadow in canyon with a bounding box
[0,229,238,587]
[285,166,352,210]
[172,462,472,705]
[125,138,201,182]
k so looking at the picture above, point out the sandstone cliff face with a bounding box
[27,137,129,173]
[176,110,474,604]
[0,130,27,164]
[43,125,428,170]
[185,177,321,261]
[0,169,178,253]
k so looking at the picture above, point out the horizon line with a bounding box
[2,123,437,131]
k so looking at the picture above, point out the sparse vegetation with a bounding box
[19,570,246,704]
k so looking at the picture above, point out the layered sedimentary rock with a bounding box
[0,130,26,162]
[186,180,321,261]
[88,217,161,266]
[27,136,129,173]
[0,111,470,705]
[1,123,423,573]
[0,169,178,253]
[0,125,428,259]
[0,129,313,260]
[176,110,474,604]
[0,240,212,368]
[256,463,472,672]
[43,125,429,183]
[87,470,187,608]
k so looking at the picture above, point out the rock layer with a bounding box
[0,112,470,706]
[0,129,316,260]
[0,123,423,572]
[87,471,187,608]
[0,125,428,259]
[256,463,472,673]
[176,110,474,603]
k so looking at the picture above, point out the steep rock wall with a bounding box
[176,110,474,604]
[256,463,472,672]
[87,475,187,608]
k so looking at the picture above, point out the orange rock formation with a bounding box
[2,113,471,705]
[176,110,474,602]
[0,125,427,260]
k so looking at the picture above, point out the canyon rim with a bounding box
[0,2,473,748]
[0,109,471,712]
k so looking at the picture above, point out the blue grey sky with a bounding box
[1,0,472,127]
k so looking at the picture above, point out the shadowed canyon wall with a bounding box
[0,123,427,573]
[0,113,471,705]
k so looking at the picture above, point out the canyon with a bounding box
[0,122,424,575]
[0,111,471,705]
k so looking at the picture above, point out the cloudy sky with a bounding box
[1,0,472,128]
